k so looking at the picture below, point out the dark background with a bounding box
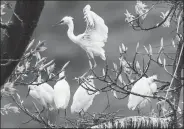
[1,1,183,128]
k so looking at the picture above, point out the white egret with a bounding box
[53,71,70,118]
[54,4,108,67]
[71,75,100,117]
[26,82,55,111]
[128,75,158,111]
[26,82,56,123]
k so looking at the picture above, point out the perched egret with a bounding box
[54,4,108,67]
[26,82,56,123]
[128,75,158,111]
[71,75,100,117]
[26,82,55,111]
[53,71,70,117]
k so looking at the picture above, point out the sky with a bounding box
[1,1,183,128]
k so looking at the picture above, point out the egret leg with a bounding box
[64,109,67,127]
[88,52,96,68]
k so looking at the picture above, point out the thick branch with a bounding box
[0,1,45,87]
[91,116,172,128]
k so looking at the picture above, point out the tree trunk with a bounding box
[170,39,184,128]
[0,0,44,87]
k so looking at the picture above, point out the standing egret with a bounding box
[127,75,158,111]
[26,82,56,123]
[54,4,108,67]
[71,75,100,117]
[53,70,70,124]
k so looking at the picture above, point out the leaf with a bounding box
[89,60,92,69]
[4,103,12,109]
[35,57,47,68]
[113,62,117,71]
[122,43,126,51]
[25,61,30,71]
[26,39,35,52]
[39,60,54,71]
[35,52,41,61]
[119,46,122,53]
[9,106,20,114]
[172,39,175,48]
[136,61,140,70]
[158,57,162,64]
[16,93,21,101]
[136,42,139,52]
[143,46,149,54]
[47,63,55,75]
[37,73,42,83]
[61,61,70,71]
[159,37,164,52]
[35,40,47,52]
[163,58,166,68]
[149,44,152,55]
[102,68,105,76]
[118,74,123,83]
[37,46,47,52]
[111,90,118,98]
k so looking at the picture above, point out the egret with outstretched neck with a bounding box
[54,4,108,67]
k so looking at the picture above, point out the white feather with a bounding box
[59,4,108,62]
[28,83,55,110]
[128,75,158,110]
[54,78,70,109]
[71,76,99,113]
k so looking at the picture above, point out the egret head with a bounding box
[148,75,157,84]
[54,16,74,26]
[84,4,91,11]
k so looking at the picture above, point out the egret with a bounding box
[54,4,108,67]
[26,82,56,123]
[26,82,55,111]
[127,75,158,111]
[53,70,70,121]
[71,75,100,117]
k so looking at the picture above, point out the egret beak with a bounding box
[52,20,64,27]
[26,88,30,98]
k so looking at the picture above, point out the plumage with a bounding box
[28,83,55,110]
[128,75,158,110]
[56,4,108,66]
[71,75,100,113]
[54,71,70,110]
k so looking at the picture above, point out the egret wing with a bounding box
[82,5,108,47]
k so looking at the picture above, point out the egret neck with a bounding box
[67,21,77,43]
